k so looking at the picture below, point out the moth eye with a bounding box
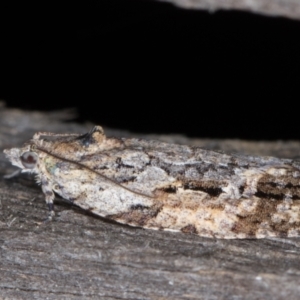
[20,151,38,169]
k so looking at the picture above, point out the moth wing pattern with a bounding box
[4,126,300,239]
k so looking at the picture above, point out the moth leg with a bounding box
[41,179,55,220]
[3,169,22,179]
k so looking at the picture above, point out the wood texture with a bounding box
[1,102,300,299]
[158,0,300,20]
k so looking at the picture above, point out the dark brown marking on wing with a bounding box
[233,185,300,238]
[116,157,134,169]
[181,224,198,234]
[159,186,177,194]
[108,204,162,227]
[256,174,300,200]
[118,176,137,184]
[183,180,224,197]
[130,204,149,210]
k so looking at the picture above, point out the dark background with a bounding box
[1,1,300,140]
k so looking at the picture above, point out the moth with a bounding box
[4,126,300,238]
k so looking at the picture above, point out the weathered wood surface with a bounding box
[1,103,300,300]
[158,0,300,20]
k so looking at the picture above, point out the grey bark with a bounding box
[1,102,300,299]
[158,0,300,20]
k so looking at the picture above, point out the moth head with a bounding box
[3,145,39,171]
[20,151,38,169]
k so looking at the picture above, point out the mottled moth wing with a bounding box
[4,126,300,238]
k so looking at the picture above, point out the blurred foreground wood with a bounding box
[1,103,300,299]
[158,0,300,20]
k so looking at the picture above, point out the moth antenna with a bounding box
[33,132,83,140]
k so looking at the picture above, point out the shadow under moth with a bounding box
[4,126,300,239]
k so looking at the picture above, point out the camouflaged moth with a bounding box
[4,126,300,238]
